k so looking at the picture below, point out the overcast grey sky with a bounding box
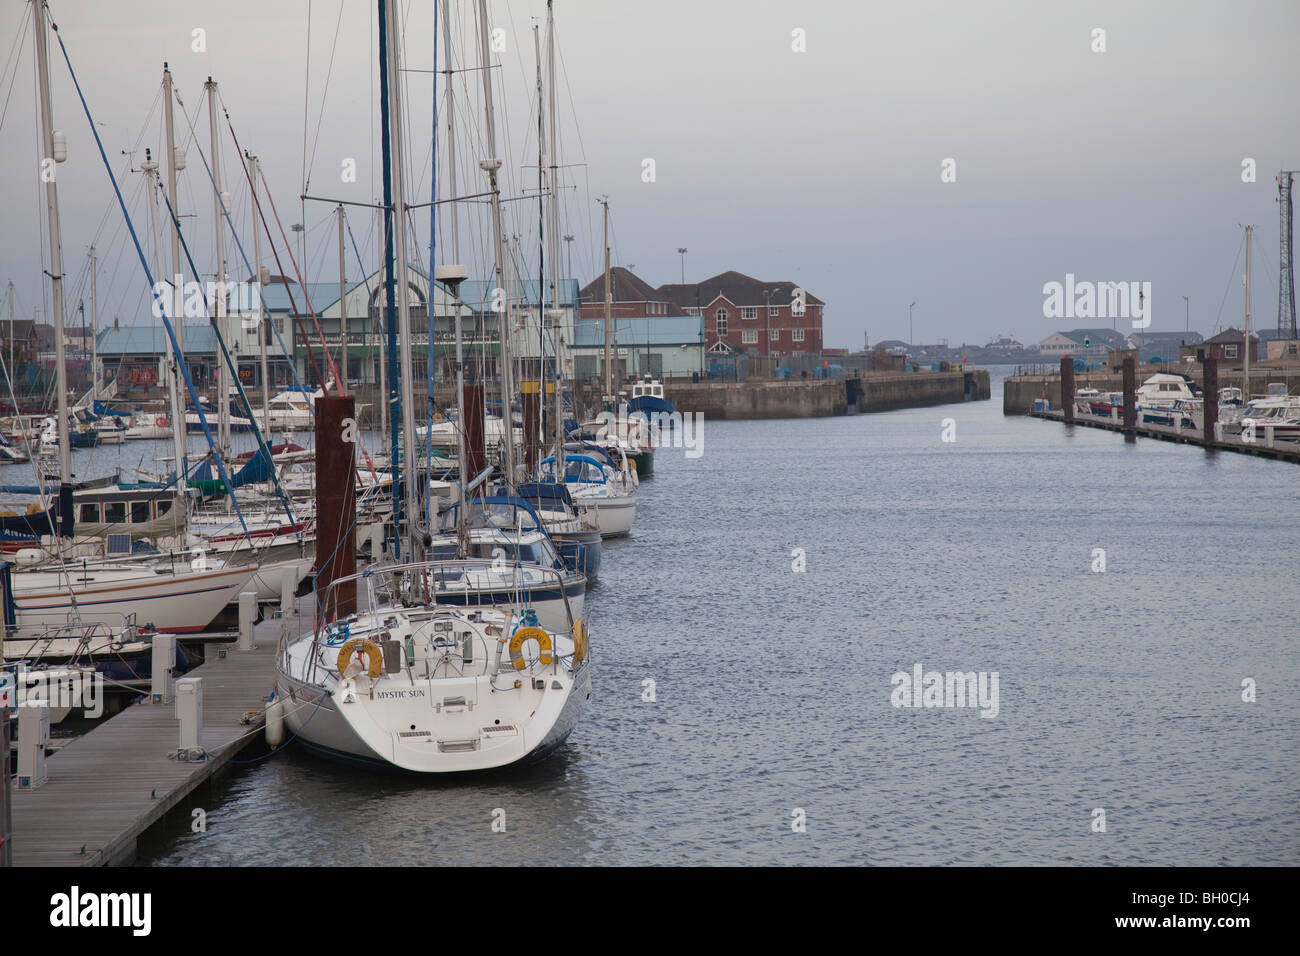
[2,0,1298,349]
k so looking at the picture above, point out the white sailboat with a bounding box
[275,0,590,772]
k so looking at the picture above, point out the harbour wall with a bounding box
[665,370,989,420]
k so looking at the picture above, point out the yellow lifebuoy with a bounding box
[508,626,553,671]
[572,619,587,664]
[336,637,384,678]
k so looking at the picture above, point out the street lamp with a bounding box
[909,301,916,351]
[563,234,574,283]
[677,247,687,284]
[1183,295,1189,333]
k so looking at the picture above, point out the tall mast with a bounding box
[546,0,564,457]
[375,208,388,448]
[383,0,421,557]
[7,281,14,379]
[1244,224,1252,397]
[601,197,612,406]
[441,1,459,260]
[33,0,69,482]
[338,205,349,395]
[477,0,515,488]
[206,77,230,458]
[534,23,546,466]
[142,151,188,495]
[89,245,97,398]
[247,152,271,429]
[162,64,184,353]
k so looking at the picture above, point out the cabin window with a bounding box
[80,503,100,523]
[156,499,172,516]
[105,502,127,524]
[131,501,151,524]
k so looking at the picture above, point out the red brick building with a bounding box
[579,267,824,358]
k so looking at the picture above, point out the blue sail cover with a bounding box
[515,482,575,512]
[92,401,130,418]
[0,485,73,537]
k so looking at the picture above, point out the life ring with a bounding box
[572,619,587,664]
[336,637,384,678]
[155,415,168,428]
[508,626,552,671]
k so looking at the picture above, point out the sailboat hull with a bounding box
[10,565,256,633]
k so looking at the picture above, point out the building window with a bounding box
[685,307,701,316]
[770,327,780,341]
[792,328,805,342]
[716,309,728,335]
[792,295,805,317]
[742,329,757,344]
[769,305,779,318]
[1225,345,1238,358]
[742,307,757,320]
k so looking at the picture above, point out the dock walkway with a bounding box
[8,601,308,866]
[1028,409,1300,463]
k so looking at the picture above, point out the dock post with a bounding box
[1122,355,1137,433]
[16,702,49,790]
[176,677,203,752]
[237,591,257,651]
[280,574,296,618]
[1,709,11,865]
[1059,357,1074,422]
[151,632,176,703]
[1203,356,1219,445]
[315,395,357,620]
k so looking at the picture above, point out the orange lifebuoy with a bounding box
[155,415,168,428]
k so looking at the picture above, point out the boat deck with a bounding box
[7,600,309,866]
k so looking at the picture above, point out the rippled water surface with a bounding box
[128,371,1297,865]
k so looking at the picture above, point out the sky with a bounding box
[1,0,1298,351]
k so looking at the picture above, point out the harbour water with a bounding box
[125,369,1297,865]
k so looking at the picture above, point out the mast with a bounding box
[338,204,349,395]
[248,152,271,430]
[1244,224,1252,398]
[206,77,230,458]
[601,197,612,406]
[546,0,564,458]
[441,1,459,261]
[89,245,97,399]
[162,63,184,354]
[477,0,515,488]
[375,208,388,448]
[383,0,421,557]
[142,151,188,495]
[33,0,69,482]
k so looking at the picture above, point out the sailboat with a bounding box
[275,0,590,772]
